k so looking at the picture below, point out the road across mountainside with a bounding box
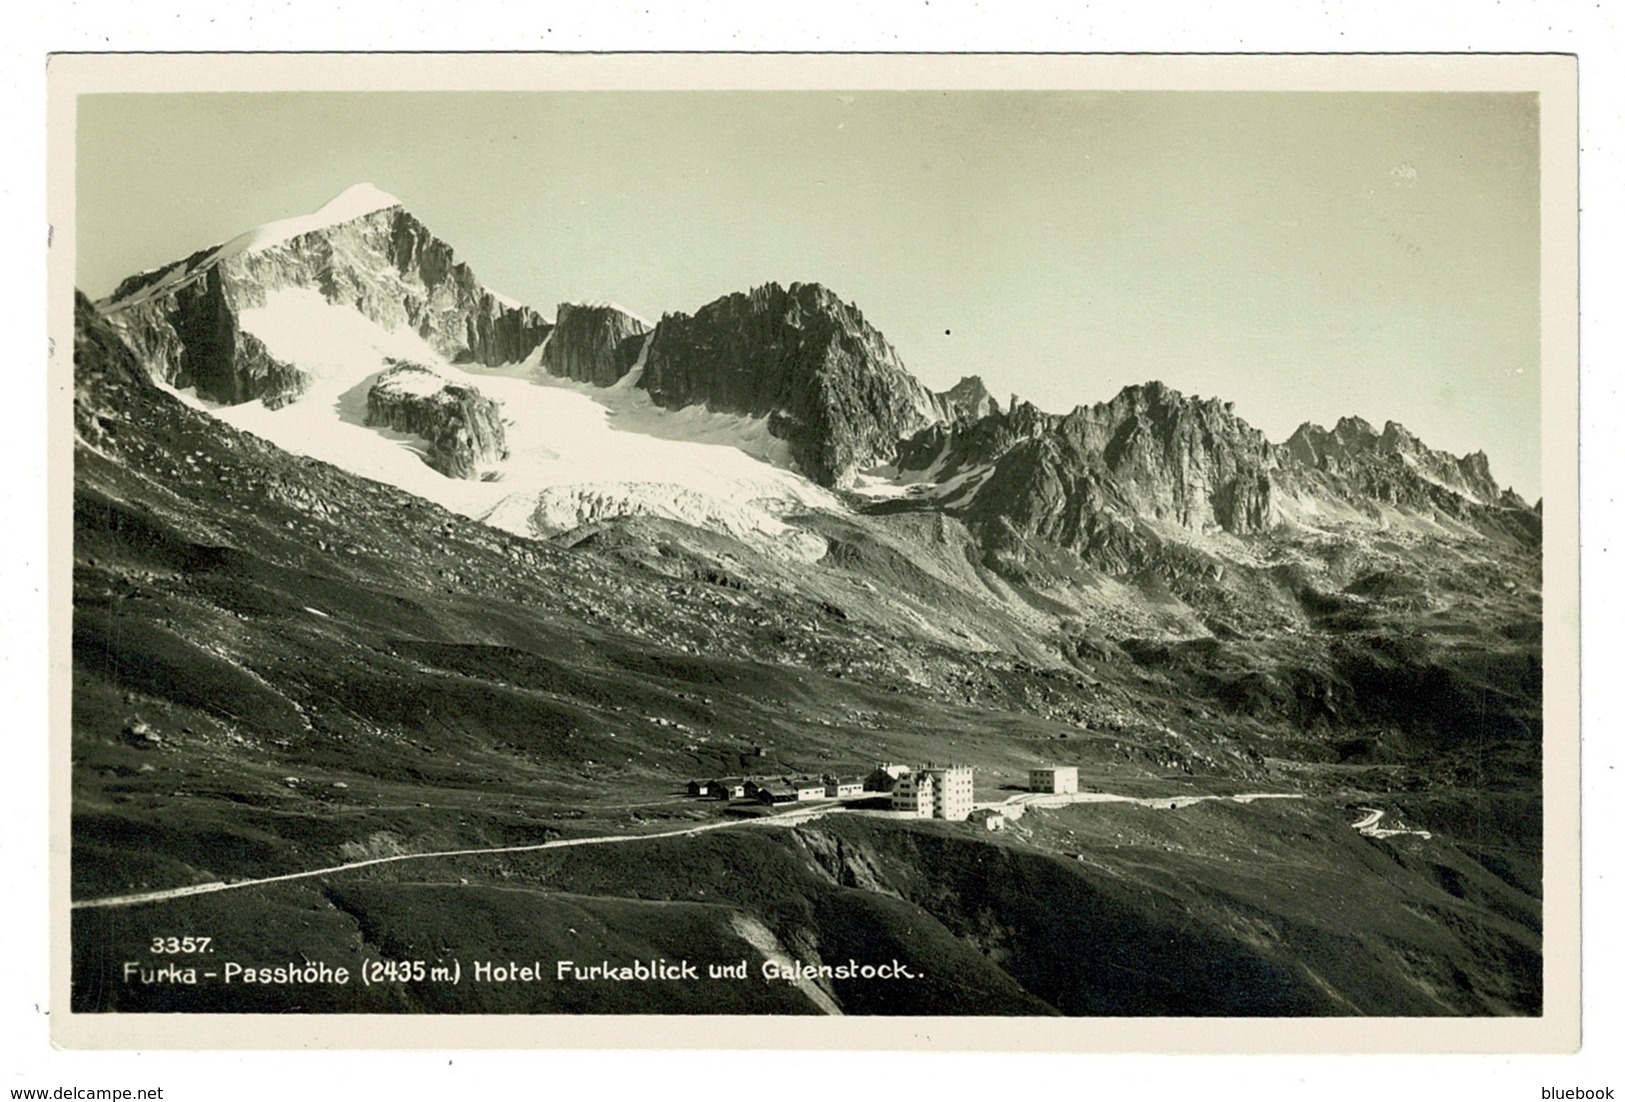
[990,790,1305,814]
[71,801,843,911]
[72,788,1362,912]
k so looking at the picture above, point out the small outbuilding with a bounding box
[969,808,1008,831]
[756,784,798,805]
[704,778,747,800]
[793,778,829,801]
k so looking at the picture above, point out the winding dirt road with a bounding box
[1350,806,1433,840]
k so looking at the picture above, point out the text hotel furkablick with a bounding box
[120,956,920,988]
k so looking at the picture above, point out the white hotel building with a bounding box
[920,765,975,821]
[890,765,975,821]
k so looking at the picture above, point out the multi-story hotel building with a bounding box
[919,765,974,822]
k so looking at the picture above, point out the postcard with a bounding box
[47,52,1579,1051]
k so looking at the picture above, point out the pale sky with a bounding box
[76,91,1541,498]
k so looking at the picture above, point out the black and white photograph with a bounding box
[47,52,1579,1054]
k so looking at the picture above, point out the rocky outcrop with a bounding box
[110,266,311,408]
[75,291,149,391]
[935,375,1001,421]
[74,290,159,448]
[364,361,508,479]
[1062,383,1278,530]
[99,185,551,406]
[540,303,652,386]
[1284,416,1519,508]
[637,282,942,487]
[891,398,1050,487]
[947,383,1280,570]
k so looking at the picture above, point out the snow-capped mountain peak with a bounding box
[98,184,408,313]
[95,190,840,562]
[242,181,403,254]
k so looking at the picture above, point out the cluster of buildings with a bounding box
[684,773,867,805]
[682,761,979,821]
[682,761,1079,824]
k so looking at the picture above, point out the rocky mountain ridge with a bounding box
[1283,416,1515,508]
[887,379,1537,575]
[89,184,1535,568]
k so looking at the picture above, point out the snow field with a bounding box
[169,288,840,561]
